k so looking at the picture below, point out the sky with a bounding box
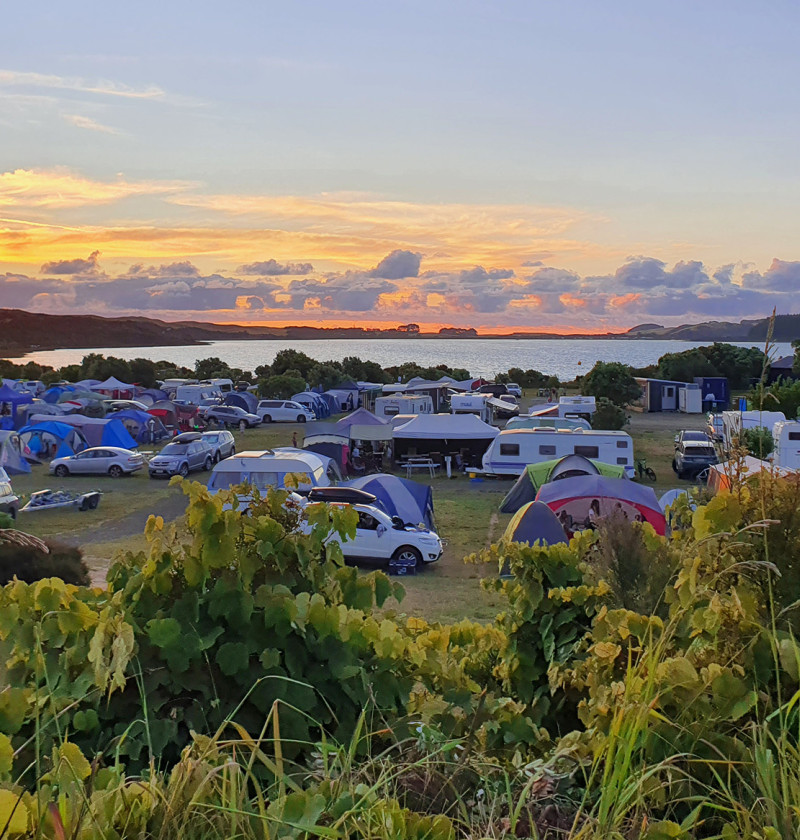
[2,0,800,333]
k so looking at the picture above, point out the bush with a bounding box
[742,426,774,458]
[257,372,307,398]
[591,396,629,430]
[581,361,641,406]
[0,539,89,585]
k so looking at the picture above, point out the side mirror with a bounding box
[377,524,387,537]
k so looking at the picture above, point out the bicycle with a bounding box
[636,458,657,482]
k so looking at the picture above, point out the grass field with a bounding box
[9,403,708,622]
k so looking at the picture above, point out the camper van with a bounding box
[374,395,433,418]
[480,428,634,477]
[204,378,234,394]
[721,410,786,453]
[772,420,800,470]
[450,394,492,423]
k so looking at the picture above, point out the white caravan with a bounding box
[772,420,800,470]
[721,410,786,453]
[450,394,493,423]
[480,428,634,477]
[374,395,433,418]
[207,448,339,494]
[175,383,223,405]
[506,415,592,432]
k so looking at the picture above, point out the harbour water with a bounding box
[9,338,788,381]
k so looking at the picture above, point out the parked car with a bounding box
[50,446,145,478]
[256,400,315,423]
[0,469,19,519]
[201,430,236,462]
[195,397,224,418]
[674,430,713,449]
[672,441,719,480]
[148,439,215,478]
[506,383,522,398]
[301,501,442,569]
[204,405,261,430]
[706,413,724,442]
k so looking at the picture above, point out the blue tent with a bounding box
[0,431,31,474]
[19,421,89,460]
[504,501,568,547]
[112,409,169,443]
[342,473,435,529]
[293,392,330,419]
[0,383,35,427]
[42,385,74,404]
[319,392,339,414]
[224,391,258,413]
[138,388,168,405]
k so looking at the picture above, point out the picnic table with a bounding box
[403,456,438,478]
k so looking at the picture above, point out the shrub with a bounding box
[591,396,629,430]
[581,361,641,407]
[0,538,89,585]
[742,426,774,458]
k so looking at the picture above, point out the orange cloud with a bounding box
[608,292,642,308]
[559,293,587,308]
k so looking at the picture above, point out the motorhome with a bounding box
[721,410,786,453]
[204,378,234,393]
[772,420,800,470]
[375,395,434,418]
[480,428,634,477]
[174,383,223,405]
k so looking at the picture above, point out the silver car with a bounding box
[50,446,145,478]
[205,405,261,430]
[149,439,214,478]
[201,430,236,462]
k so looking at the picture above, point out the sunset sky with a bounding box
[3,0,800,332]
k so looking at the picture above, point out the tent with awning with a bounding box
[0,430,31,474]
[27,414,137,450]
[89,376,136,397]
[19,421,89,461]
[392,413,498,464]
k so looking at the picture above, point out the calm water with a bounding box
[9,338,787,381]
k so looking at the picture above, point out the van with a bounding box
[374,395,433,418]
[175,383,223,405]
[773,420,800,470]
[480,428,634,477]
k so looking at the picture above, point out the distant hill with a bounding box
[2,308,799,358]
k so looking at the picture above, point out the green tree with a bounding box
[80,353,133,382]
[754,377,800,420]
[792,338,800,376]
[258,373,307,399]
[129,358,159,388]
[307,363,348,390]
[194,356,233,381]
[591,396,629,430]
[581,361,641,407]
[741,426,774,459]
[657,348,716,382]
[271,349,316,379]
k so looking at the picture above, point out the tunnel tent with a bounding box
[19,421,89,461]
[535,474,666,536]
[500,455,628,513]
[27,414,137,450]
[342,473,435,530]
[224,391,258,413]
[112,409,169,443]
[503,501,568,547]
[0,430,31,474]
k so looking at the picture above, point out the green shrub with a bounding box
[591,396,630,430]
[0,538,89,585]
[742,426,774,458]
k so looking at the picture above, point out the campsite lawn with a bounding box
[9,410,705,621]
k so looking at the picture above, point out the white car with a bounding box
[302,500,442,569]
[50,446,145,478]
[506,383,523,398]
[257,400,315,423]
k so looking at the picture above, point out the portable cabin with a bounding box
[721,410,786,453]
[694,377,730,411]
[392,414,499,467]
[480,428,634,477]
[206,448,340,494]
[375,395,434,418]
[634,379,700,413]
[772,420,800,470]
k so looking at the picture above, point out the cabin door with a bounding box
[661,385,677,411]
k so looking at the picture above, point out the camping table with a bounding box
[404,456,438,478]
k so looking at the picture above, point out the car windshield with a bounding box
[683,432,708,440]
[160,444,188,455]
[204,434,220,442]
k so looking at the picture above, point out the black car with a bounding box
[673,441,719,480]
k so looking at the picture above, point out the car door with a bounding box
[70,450,95,474]
[92,449,113,474]
[345,508,385,559]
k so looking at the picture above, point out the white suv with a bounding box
[302,501,442,570]
[257,400,315,423]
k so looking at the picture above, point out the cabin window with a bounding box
[789,432,800,441]
[617,457,629,465]
[574,445,599,458]
[499,443,520,456]
[538,445,557,456]
[616,440,628,448]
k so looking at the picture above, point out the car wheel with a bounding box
[262,414,272,423]
[230,446,235,456]
[54,465,69,477]
[179,463,189,477]
[391,546,422,569]
[204,457,213,471]
[297,415,306,423]
[108,465,123,478]
[214,451,221,463]
[239,420,247,432]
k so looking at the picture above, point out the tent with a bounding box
[89,376,136,397]
[500,455,628,513]
[42,385,75,404]
[112,409,169,443]
[224,391,258,413]
[19,421,89,461]
[319,392,340,414]
[333,408,392,443]
[342,474,435,529]
[325,386,359,412]
[27,414,137,450]
[0,430,31,474]
[0,383,35,427]
[392,413,499,464]
[504,501,568,547]
[706,455,794,494]
[303,434,350,475]
[293,392,331,419]
[535,475,666,536]
[138,388,168,406]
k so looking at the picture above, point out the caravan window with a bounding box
[499,443,520,456]
[617,457,628,465]
[789,432,800,441]
[574,445,599,458]
[538,445,556,456]
[616,440,628,448]
[383,406,400,416]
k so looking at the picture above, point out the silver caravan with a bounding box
[481,428,634,477]
[374,395,433,418]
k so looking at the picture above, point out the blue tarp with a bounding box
[0,431,31,474]
[342,473,435,529]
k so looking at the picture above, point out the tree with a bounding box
[657,349,715,383]
[129,358,159,388]
[581,361,641,407]
[792,338,800,377]
[591,397,629,430]
[271,349,316,379]
[195,356,234,381]
[753,377,800,420]
[742,426,774,459]
[80,354,133,382]
[258,373,306,399]
[307,363,348,391]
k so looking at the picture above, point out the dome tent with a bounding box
[503,501,568,547]
[342,473,435,530]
